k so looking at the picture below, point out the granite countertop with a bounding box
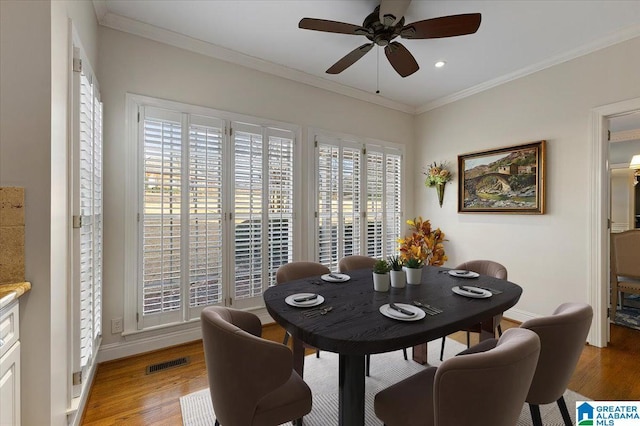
[0,282,31,309]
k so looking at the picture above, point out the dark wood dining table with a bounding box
[263,265,522,426]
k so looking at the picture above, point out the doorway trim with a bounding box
[588,96,640,347]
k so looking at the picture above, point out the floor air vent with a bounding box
[145,356,190,374]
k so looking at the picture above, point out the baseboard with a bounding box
[503,307,538,324]
[97,307,274,362]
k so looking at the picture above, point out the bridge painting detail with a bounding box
[458,140,545,214]
[464,172,512,196]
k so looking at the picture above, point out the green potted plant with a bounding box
[372,258,391,292]
[388,255,405,288]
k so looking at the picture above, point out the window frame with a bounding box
[124,94,301,334]
[309,128,405,269]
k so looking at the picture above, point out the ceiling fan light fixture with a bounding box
[434,60,446,68]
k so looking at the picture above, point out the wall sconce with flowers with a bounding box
[424,161,453,207]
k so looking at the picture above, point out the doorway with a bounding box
[588,97,640,348]
[608,113,640,329]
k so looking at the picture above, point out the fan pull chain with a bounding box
[376,47,380,94]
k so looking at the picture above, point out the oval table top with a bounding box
[264,266,522,355]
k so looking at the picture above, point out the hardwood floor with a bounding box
[81,321,640,425]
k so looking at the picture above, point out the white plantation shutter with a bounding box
[366,150,385,258]
[266,130,294,285]
[315,135,403,267]
[188,116,224,311]
[232,124,294,306]
[232,124,264,301]
[316,137,363,271]
[385,151,402,255]
[132,96,297,328]
[93,94,103,341]
[140,108,183,327]
[71,46,102,398]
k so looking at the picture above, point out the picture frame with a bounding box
[458,140,546,214]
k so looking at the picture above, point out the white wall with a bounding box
[97,26,415,349]
[0,1,98,424]
[414,36,640,321]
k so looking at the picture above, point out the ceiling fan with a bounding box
[298,0,481,78]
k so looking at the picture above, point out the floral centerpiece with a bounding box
[424,161,453,207]
[398,217,448,268]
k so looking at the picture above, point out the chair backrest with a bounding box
[434,328,540,426]
[201,306,293,425]
[611,230,640,279]
[520,302,593,405]
[338,255,377,273]
[276,261,330,284]
[455,259,507,279]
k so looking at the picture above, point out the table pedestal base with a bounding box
[338,354,365,426]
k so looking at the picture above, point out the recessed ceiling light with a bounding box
[434,61,446,68]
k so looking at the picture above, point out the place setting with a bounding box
[320,272,350,283]
[379,302,426,321]
[285,293,325,308]
[451,285,493,299]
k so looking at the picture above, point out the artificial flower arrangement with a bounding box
[397,216,448,267]
[424,161,453,187]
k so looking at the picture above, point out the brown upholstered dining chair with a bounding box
[374,328,541,426]
[610,230,640,319]
[201,306,312,426]
[338,255,408,376]
[440,259,508,360]
[338,255,377,273]
[276,261,330,356]
[458,302,593,426]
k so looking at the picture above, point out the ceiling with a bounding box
[94,0,640,113]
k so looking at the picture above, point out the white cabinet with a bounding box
[0,300,20,426]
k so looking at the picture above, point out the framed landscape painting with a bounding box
[458,140,546,214]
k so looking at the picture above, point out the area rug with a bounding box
[181,339,590,426]
[614,295,640,331]
[614,306,640,331]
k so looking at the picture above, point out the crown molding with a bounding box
[416,24,640,115]
[96,11,416,115]
[91,0,108,23]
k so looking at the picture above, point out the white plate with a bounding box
[379,303,426,321]
[448,270,480,278]
[321,273,351,283]
[451,286,492,299]
[285,293,325,307]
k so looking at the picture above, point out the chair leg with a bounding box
[466,331,470,348]
[529,403,543,426]
[316,349,320,358]
[557,396,573,426]
[366,354,371,377]
[215,420,220,426]
[283,332,289,346]
[292,418,302,426]
[402,348,408,360]
[497,324,503,337]
[440,336,446,361]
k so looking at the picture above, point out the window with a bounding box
[71,44,102,397]
[129,96,297,330]
[315,134,403,271]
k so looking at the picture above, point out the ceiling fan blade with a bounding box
[326,43,374,74]
[384,42,419,77]
[379,0,412,27]
[401,13,481,39]
[299,18,367,35]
